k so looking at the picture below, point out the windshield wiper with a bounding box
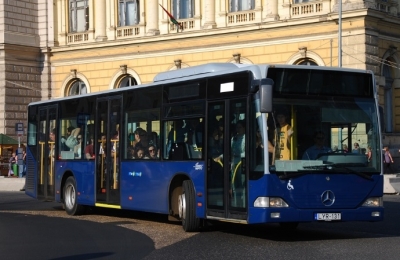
[326,163,373,180]
[278,163,373,180]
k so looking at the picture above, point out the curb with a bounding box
[0,177,26,191]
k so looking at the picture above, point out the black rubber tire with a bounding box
[180,180,200,232]
[64,176,85,216]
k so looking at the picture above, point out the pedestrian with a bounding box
[22,150,26,177]
[383,147,394,174]
[8,152,17,177]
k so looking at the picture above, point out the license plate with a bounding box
[316,213,341,221]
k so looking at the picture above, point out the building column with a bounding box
[203,0,216,29]
[264,0,279,21]
[146,0,160,35]
[95,0,107,41]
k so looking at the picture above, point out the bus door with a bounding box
[37,105,57,200]
[95,96,122,205]
[206,99,248,221]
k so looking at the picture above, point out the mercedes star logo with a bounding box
[321,190,335,206]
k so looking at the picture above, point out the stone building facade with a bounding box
[0,0,53,142]
[2,0,400,150]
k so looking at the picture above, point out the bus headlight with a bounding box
[254,197,289,208]
[362,197,383,207]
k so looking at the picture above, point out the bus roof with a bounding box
[28,63,373,106]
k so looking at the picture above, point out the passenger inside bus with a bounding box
[135,146,149,159]
[148,144,159,159]
[275,110,293,160]
[74,134,82,159]
[231,120,246,207]
[84,136,95,159]
[186,118,203,149]
[209,127,223,162]
[134,128,149,152]
[49,128,56,160]
[302,131,331,160]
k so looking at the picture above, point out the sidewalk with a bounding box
[0,176,25,191]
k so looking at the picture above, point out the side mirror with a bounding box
[259,78,274,113]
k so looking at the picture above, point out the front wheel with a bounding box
[64,176,85,215]
[178,180,199,232]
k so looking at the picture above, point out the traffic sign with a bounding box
[15,123,24,136]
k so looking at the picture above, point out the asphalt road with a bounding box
[1,192,400,260]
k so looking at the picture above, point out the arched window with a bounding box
[118,75,138,88]
[68,80,87,96]
[296,59,318,66]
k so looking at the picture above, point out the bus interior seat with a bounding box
[186,144,202,159]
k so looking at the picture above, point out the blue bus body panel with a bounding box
[120,161,205,215]
[54,161,96,204]
[54,160,206,216]
[248,174,384,224]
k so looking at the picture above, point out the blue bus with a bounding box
[26,63,383,231]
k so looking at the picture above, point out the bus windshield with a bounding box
[259,98,380,174]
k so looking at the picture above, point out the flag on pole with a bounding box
[159,4,183,32]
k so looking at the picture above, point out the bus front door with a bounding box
[37,105,57,200]
[206,99,248,221]
[95,97,122,205]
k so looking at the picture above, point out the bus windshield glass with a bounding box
[252,67,381,176]
[261,98,381,175]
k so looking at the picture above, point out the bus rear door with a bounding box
[95,96,122,205]
[36,105,57,200]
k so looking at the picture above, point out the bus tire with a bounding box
[179,180,199,232]
[64,176,85,216]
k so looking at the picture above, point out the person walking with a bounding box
[383,147,394,174]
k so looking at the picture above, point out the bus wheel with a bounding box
[64,176,85,216]
[178,180,199,232]
[279,222,299,230]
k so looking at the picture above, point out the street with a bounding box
[1,192,400,259]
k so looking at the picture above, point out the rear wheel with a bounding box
[64,176,85,215]
[178,180,199,232]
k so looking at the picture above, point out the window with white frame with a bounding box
[172,0,194,19]
[119,0,140,26]
[69,0,89,32]
[229,0,255,12]
[119,76,138,88]
[68,80,87,96]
